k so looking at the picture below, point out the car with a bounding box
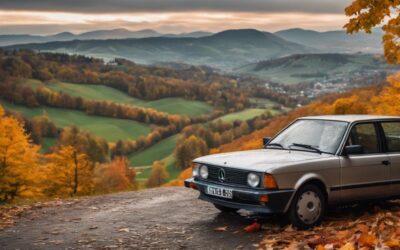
[184,115,400,229]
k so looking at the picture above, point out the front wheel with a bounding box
[288,184,326,230]
[214,204,239,213]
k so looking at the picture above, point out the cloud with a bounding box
[0,0,352,14]
[0,12,348,35]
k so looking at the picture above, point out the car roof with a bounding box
[300,115,400,123]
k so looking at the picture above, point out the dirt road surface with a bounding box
[0,187,273,249]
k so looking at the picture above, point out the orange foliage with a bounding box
[0,105,42,202]
[94,157,136,193]
[164,167,192,187]
[44,145,93,197]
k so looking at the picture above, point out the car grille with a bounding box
[207,165,252,187]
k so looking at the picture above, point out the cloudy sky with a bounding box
[0,0,353,35]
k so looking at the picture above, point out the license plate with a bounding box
[206,186,233,199]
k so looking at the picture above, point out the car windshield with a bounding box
[268,119,348,154]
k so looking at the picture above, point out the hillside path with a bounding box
[0,187,270,249]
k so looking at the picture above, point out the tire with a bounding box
[288,184,326,230]
[214,204,239,213]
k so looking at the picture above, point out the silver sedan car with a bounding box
[185,115,400,229]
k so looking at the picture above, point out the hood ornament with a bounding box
[218,168,226,182]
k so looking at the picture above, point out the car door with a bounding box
[380,121,400,197]
[339,122,390,202]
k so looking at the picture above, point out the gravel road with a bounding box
[0,187,274,249]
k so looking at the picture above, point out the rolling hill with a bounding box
[4,29,313,69]
[237,53,397,85]
[0,99,151,142]
[24,80,213,116]
[275,28,383,53]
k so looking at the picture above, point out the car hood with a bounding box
[194,149,333,172]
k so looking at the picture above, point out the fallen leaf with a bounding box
[118,228,130,233]
[338,242,355,250]
[336,230,352,240]
[214,226,228,232]
[384,239,400,247]
[356,224,369,233]
[244,222,261,233]
[358,233,378,247]
[284,225,294,232]
[315,245,326,250]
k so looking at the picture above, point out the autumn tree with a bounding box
[0,105,42,202]
[345,0,400,64]
[94,157,137,193]
[146,161,169,188]
[175,135,208,170]
[56,126,109,163]
[44,145,93,197]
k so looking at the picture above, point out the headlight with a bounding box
[247,173,260,187]
[199,165,209,179]
[192,164,200,177]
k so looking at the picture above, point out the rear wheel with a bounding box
[214,204,239,213]
[288,184,326,229]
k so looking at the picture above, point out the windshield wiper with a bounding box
[266,143,284,149]
[289,143,322,154]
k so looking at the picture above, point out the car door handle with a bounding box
[382,160,391,166]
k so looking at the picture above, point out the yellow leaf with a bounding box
[339,242,355,250]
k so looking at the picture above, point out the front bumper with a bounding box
[184,178,294,214]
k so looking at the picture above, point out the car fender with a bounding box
[283,173,329,213]
[294,173,329,193]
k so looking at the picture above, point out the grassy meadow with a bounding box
[0,100,151,142]
[213,108,268,123]
[27,80,213,116]
[129,135,178,166]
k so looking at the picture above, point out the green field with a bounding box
[129,135,178,166]
[30,81,213,116]
[213,108,269,123]
[249,98,279,109]
[136,154,181,182]
[0,100,151,142]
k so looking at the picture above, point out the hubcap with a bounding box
[296,191,321,224]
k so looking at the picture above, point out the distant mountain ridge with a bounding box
[275,28,383,53]
[4,29,313,69]
[0,29,213,47]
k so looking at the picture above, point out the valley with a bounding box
[0,27,396,190]
[0,50,285,187]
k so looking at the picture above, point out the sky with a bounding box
[0,0,353,35]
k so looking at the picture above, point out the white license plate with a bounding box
[206,186,233,199]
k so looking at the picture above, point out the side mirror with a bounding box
[263,137,271,146]
[344,145,363,155]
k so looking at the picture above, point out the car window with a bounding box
[270,119,348,154]
[347,123,379,154]
[381,122,400,152]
